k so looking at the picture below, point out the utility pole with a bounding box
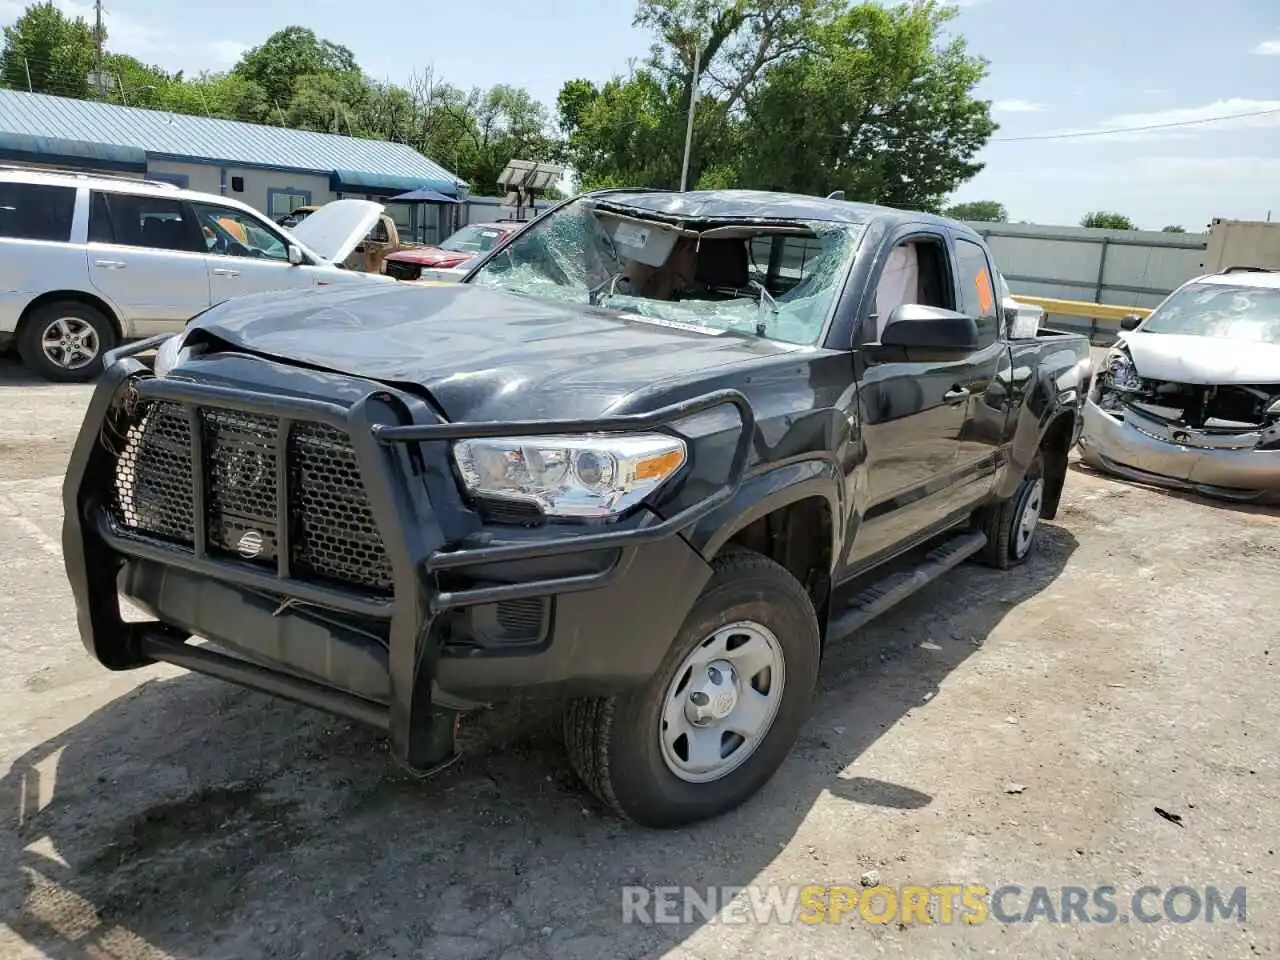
[678,41,701,193]
[94,0,105,99]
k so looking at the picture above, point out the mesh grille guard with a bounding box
[107,398,394,594]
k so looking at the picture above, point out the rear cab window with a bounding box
[0,181,77,242]
[953,236,999,348]
[88,191,204,253]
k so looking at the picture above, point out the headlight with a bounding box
[1101,347,1142,392]
[453,433,688,519]
[153,333,185,378]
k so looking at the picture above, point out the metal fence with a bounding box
[968,221,1210,343]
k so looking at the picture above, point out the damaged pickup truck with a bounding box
[1080,267,1280,503]
[63,189,1090,827]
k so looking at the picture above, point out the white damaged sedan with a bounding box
[1078,268,1280,503]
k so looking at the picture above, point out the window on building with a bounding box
[192,202,289,261]
[88,191,204,253]
[0,182,76,242]
[268,189,311,220]
[954,237,999,348]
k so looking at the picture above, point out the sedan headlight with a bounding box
[453,433,688,519]
[1100,346,1142,392]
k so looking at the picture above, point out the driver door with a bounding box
[191,201,312,302]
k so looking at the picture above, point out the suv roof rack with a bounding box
[1223,265,1277,274]
[0,164,181,190]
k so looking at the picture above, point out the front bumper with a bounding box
[1078,398,1280,504]
[63,336,754,770]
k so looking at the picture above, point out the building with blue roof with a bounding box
[0,89,467,242]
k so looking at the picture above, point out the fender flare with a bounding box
[685,457,845,573]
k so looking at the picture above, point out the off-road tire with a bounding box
[17,301,117,383]
[978,451,1046,569]
[563,549,821,828]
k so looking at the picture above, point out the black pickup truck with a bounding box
[63,189,1091,827]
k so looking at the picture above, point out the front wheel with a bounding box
[564,549,820,828]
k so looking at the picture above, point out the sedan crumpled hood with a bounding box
[386,246,470,268]
[1123,331,1280,385]
[185,283,796,422]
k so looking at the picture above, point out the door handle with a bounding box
[944,386,971,404]
[93,259,126,269]
[212,268,240,278]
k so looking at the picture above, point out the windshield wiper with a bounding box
[750,280,779,337]
[588,271,625,307]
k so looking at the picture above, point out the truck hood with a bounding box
[187,283,797,422]
[1122,330,1280,385]
[286,199,385,264]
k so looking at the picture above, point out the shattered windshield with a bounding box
[441,224,507,254]
[1142,282,1280,344]
[467,197,862,345]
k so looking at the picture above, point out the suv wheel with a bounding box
[18,302,117,383]
[978,451,1045,569]
[564,549,820,827]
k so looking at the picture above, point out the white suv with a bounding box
[0,168,388,381]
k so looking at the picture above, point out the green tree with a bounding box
[743,1,995,210]
[945,200,1008,222]
[1081,211,1136,230]
[232,26,359,111]
[1161,224,1186,233]
[99,53,177,109]
[558,0,995,207]
[0,2,97,98]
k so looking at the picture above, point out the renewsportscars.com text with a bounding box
[621,884,1247,926]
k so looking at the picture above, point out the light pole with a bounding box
[679,40,701,192]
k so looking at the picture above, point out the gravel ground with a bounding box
[1,352,1277,960]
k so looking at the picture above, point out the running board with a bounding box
[827,530,987,641]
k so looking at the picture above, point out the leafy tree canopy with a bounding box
[1081,211,1136,230]
[945,200,1008,222]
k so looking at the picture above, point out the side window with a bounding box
[92,192,203,253]
[870,235,954,340]
[953,237,999,347]
[0,182,76,242]
[192,203,289,261]
[367,219,389,243]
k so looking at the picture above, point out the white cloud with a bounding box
[0,0,246,73]
[1254,39,1280,55]
[993,98,1047,113]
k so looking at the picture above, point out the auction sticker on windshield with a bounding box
[621,313,726,336]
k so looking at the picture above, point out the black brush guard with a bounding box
[63,335,754,772]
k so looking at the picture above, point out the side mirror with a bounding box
[287,244,303,266]
[1120,313,1142,331]
[877,304,979,353]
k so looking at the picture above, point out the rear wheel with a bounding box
[978,451,1045,569]
[564,549,820,827]
[17,301,116,383]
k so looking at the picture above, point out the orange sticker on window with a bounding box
[975,270,995,315]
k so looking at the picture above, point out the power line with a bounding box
[990,106,1280,142]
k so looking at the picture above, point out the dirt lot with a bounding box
[1,353,1277,960]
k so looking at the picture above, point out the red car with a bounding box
[382,222,517,280]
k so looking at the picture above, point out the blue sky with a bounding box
[3,0,1278,229]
